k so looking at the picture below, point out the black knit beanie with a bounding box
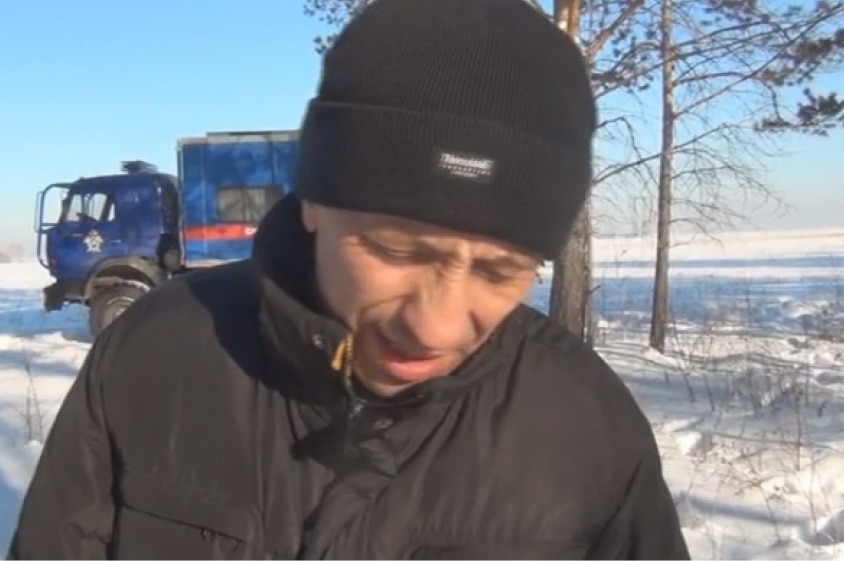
[294,0,596,259]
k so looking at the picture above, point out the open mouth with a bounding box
[374,330,447,383]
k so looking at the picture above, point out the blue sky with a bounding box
[1,0,841,255]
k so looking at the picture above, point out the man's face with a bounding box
[302,201,540,397]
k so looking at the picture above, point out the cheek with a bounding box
[318,251,410,326]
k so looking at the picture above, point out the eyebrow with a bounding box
[477,254,538,270]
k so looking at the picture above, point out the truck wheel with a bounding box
[88,283,148,337]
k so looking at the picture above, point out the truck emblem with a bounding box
[83,230,104,253]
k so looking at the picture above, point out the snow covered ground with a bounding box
[1,227,843,559]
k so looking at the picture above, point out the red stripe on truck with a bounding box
[183,224,258,241]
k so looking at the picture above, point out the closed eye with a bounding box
[472,263,526,284]
[361,235,431,265]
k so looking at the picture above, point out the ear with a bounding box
[301,200,318,233]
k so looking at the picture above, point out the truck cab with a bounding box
[34,130,298,337]
[36,162,181,334]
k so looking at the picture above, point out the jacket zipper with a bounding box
[298,334,363,559]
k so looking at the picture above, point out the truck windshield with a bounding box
[60,192,115,223]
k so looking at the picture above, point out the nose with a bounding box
[395,270,477,353]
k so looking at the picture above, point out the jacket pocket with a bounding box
[112,470,264,560]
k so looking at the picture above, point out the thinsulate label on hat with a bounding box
[432,148,497,184]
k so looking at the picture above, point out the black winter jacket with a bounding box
[9,195,689,559]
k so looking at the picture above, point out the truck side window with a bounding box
[60,193,115,223]
[217,187,281,224]
[87,193,115,222]
[61,195,85,222]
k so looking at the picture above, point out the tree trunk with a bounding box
[550,208,593,343]
[549,0,595,346]
[649,0,676,352]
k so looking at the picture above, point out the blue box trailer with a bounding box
[34,130,299,336]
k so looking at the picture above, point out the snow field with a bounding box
[1,227,843,559]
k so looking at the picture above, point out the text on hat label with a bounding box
[433,148,497,184]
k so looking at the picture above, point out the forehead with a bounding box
[340,208,459,236]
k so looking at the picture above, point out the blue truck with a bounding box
[34,130,299,336]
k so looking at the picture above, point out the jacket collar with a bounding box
[250,192,519,410]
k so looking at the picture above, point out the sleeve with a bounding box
[7,338,116,560]
[585,444,691,560]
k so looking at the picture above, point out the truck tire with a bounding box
[88,283,148,337]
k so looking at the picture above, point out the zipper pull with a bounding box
[338,333,366,421]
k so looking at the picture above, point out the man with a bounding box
[9,0,690,558]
